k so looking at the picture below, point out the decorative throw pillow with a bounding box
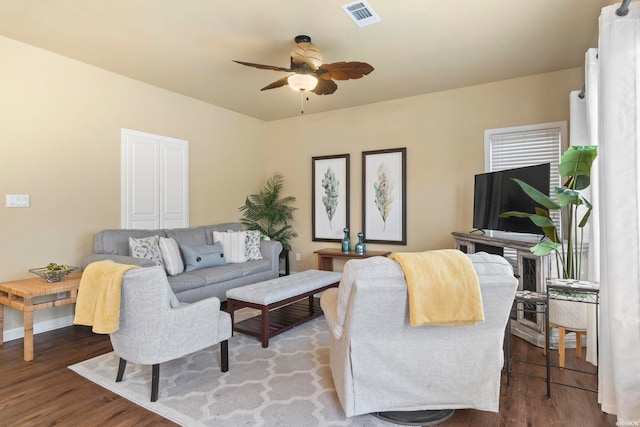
[129,235,164,267]
[180,242,227,272]
[213,231,247,263]
[159,237,184,276]
[231,229,263,261]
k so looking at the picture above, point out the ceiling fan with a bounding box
[233,35,374,95]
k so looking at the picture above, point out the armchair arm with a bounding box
[165,297,223,348]
[320,288,343,338]
[142,296,230,364]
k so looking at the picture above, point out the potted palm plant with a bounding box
[239,173,298,272]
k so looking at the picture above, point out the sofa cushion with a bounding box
[166,227,208,248]
[241,259,272,276]
[159,237,184,276]
[129,235,164,267]
[166,272,208,294]
[181,242,227,272]
[187,264,245,286]
[213,231,247,263]
[95,229,167,255]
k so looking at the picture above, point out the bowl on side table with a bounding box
[29,265,79,283]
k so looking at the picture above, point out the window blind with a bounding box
[485,122,566,230]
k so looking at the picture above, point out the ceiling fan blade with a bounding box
[260,76,290,91]
[318,62,374,80]
[233,60,292,72]
[311,78,338,95]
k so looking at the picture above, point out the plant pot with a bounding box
[549,298,588,330]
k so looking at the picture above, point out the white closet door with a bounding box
[122,129,189,229]
[160,142,189,229]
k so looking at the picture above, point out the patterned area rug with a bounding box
[69,317,391,426]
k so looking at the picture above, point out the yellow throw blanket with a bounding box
[73,261,138,334]
[390,249,484,327]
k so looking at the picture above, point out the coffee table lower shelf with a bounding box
[231,297,324,347]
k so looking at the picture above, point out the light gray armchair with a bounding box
[320,253,518,422]
[110,266,232,402]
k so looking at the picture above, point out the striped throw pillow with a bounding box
[213,231,248,263]
[159,237,184,276]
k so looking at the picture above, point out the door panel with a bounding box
[122,129,189,229]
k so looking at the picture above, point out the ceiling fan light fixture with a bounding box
[287,73,318,92]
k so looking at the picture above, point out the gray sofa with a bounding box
[81,222,282,303]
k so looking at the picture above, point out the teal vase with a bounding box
[341,228,351,253]
[355,232,366,255]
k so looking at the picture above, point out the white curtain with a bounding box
[570,91,588,146]
[586,48,600,288]
[569,87,599,366]
[596,3,640,422]
[585,47,600,366]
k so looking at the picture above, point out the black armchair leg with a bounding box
[151,364,160,402]
[116,358,127,382]
[221,340,229,372]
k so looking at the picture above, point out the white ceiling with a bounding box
[0,0,616,121]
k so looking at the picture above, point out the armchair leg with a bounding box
[151,364,160,402]
[116,358,127,382]
[221,340,229,372]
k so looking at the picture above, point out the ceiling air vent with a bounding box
[342,1,381,27]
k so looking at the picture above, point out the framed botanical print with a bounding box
[362,148,406,245]
[312,154,350,241]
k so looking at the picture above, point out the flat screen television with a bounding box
[472,163,551,234]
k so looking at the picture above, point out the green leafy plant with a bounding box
[321,167,339,229]
[239,172,298,252]
[500,146,597,279]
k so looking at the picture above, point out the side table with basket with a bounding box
[0,266,80,361]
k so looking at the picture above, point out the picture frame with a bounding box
[362,148,406,245]
[312,154,350,242]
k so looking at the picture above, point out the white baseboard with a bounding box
[3,315,75,343]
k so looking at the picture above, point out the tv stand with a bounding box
[452,231,550,347]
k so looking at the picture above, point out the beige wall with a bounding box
[265,68,582,272]
[0,36,266,331]
[0,34,583,334]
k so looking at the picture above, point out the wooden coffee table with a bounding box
[226,270,342,347]
[0,272,81,361]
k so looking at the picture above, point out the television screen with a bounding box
[472,163,551,234]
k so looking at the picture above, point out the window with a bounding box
[484,121,566,230]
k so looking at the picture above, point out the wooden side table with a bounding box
[314,248,391,271]
[0,273,81,361]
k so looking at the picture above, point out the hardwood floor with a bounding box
[0,325,617,427]
[0,326,174,427]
